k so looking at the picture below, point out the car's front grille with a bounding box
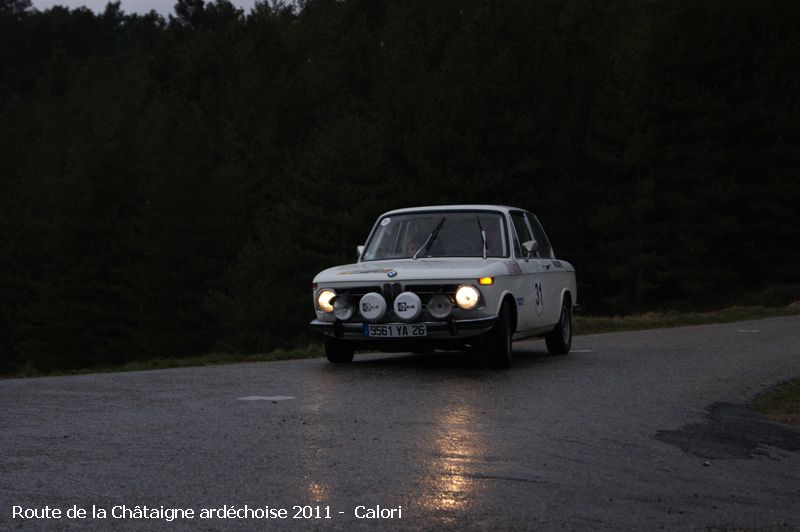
[342,286,382,298]
[403,284,459,305]
[333,283,460,322]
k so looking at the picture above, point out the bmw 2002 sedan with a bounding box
[310,205,577,367]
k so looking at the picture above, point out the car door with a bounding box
[525,212,562,326]
[509,211,548,330]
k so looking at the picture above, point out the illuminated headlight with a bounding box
[455,285,480,310]
[427,293,453,319]
[333,297,354,321]
[316,289,336,313]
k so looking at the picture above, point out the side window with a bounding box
[510,212,533,258]
[526,213,553,258]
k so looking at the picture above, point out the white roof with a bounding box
[380,205,524,217]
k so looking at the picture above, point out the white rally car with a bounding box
[310,205,577,367]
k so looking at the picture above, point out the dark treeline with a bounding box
[2,0,799,373]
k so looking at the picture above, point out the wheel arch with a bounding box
[500,293,518,333]
[560,288,573,310]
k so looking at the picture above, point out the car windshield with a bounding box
[362,211,509,261]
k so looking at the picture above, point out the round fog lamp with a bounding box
[427,293,453,319]
[316,289,336,313]
[455,285,480,310]
[358,292,387,321]
[393,292,422,321]
[333,297,354,320]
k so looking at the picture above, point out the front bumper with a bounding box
[310,316,497,340]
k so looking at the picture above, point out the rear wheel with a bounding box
[324,336,354,363]
[545,298,572,355]
[485,301,513,368]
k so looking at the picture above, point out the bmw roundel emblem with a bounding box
[387,270,398,278]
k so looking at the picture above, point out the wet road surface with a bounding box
[2,316,799,530]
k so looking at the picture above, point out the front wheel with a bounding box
[324,336,354,363]
[545,298,572,355]
[485,301,513,368]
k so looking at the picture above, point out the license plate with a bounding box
[364,323,427,338]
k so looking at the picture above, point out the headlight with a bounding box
[427,293,453,319]
[455,285,480,310]
[316,289,336,313]
[333,297,354,320]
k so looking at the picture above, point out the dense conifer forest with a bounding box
[1,0,799,373]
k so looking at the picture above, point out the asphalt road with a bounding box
[2,316,800,531]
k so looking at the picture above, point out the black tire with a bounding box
[485,301,513,368]
[324,336,354,363]
[545,298,572,355]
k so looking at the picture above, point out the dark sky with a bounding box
[32,0,259,16]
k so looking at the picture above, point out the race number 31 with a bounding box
[533,279,543,316]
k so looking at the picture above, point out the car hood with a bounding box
[313,258,510,284]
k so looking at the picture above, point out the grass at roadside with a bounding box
[5,303,799,378]
[9,344,324,379]
[754,379,800,427]
[574,303,800,335]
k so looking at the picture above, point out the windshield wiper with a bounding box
[475,214,487,259]
[413,216,446,260]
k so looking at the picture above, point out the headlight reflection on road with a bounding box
[306,480,329,503]
[421,404,483,512]
[299,383,333,506]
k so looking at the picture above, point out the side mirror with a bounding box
[356,245,365,260]
[522,239,539,258]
